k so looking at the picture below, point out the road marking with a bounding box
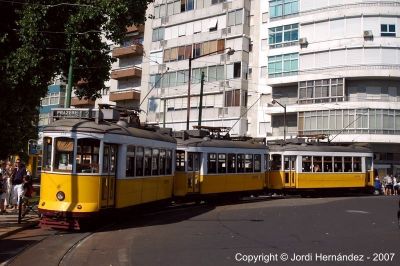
[346,210,370,214]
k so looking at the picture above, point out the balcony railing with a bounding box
[111,67,142,80]
[112,43,143,58]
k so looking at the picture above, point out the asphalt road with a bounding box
[3,195,400,266]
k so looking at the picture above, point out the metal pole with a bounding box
[65,51,74,108]
[163,98,166,128]
[283,105,286,142]
[198,71,205,127]
[186,58,192,130]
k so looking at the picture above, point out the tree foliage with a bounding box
[0,0,151,159]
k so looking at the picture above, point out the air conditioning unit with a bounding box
[160,40,168,47]
[363,30,373,38]
[222,2,231,10]
[161,16,169,25]
[299,37,308,45]
[218,107,228,117]
[158,64,166,72]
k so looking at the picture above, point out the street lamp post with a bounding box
[186,47,235,130]
[272,99,287,142]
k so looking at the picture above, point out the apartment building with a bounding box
[260,0,400,176]
[141,0,252,135]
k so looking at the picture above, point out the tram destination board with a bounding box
[52,108,97,119]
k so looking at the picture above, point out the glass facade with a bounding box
[268,53,298,78]
[298,109,400,135]
[269,0,299,18]
[269,24,298,48]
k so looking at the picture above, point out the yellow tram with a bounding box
[39,108,176,229]
[267,140,374,194]
[173,129,268,198]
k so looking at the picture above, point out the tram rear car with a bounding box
[39,109,176,229]
[173,130,268,199]
[267,142,374,194]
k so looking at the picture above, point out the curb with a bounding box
[0,221,40,240]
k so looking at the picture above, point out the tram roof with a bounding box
[43,119,176,143]
[269,143,372,153]
[177,137,267,150]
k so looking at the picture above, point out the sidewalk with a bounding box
[0,209,40,240]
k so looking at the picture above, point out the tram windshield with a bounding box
[54,138,74,172]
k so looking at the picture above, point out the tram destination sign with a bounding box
[52,108,97,119]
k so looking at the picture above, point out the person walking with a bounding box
[383,174,393,196]
[11,159,26,210]
[0,160,6,214]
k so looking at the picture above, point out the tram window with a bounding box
[227,154,236,173]
[270,154,282,171]
[245,154,253,173]
[323,156,333,172]
[160,149,166,175]
[344,157,352,172]
[103,146,109,173]
[76,138,100,173]
[144,148,152,176]
[126,145,135,177]
[110,145,117,174]
[218,154,227,173]
[254,154,261,172]
[313,156,322,172]
[176,150,185,171]
[334,157,343,172]
[43,137,52,171]
[264,154,269,170]
[302,156,312,172]
[284,157,290,171]
[366,157,373,171]
[188,153,194,171]
[208,153,217,174]
[54,138,74,172]
[353,157,361,172]
[237,154,245,173]
[152,149,160,175]
[136,147,144,176]
[166,150,172,175]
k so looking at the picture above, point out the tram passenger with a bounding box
[313,164,321,172]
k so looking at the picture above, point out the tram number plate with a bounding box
[52,109,91,119]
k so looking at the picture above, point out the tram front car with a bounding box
[39,108,176,229]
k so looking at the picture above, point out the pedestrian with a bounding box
[4,161,13,208]
[383,174,393,196]
[393,175,398,196]
[11,158,26,210]
[373,177,382,195]
[0,160,6,214]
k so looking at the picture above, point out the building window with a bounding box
[152,28,165,42]
[211,0,226,5]
[163,39,224,63]
[381,24,396,37]
[225,89,241,107]
[262,12,268,23]
[298,78,344,104]
[269,0,298,19]
[268,53,298,78]
[227,9,243,27]
[269,24,298,48]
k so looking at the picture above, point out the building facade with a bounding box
[140,0,400,176]
[141,0,252,135]
[261,0,400,176]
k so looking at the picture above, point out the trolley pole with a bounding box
[272,99,287,143]
[197,71,205,127]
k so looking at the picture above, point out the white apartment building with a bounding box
[138,0,400,175]
[259,0,400,176]
[141,0,252,135]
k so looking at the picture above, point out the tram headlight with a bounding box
[56,191,65,201]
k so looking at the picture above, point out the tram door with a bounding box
[284,155,296,188]
[101,144,117,208]
[187,152,201,193]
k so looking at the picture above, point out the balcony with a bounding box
[111,67,142,80]
[109,90,140,102]
[71,97,95,107]
[126,24,144,33]
[112,43,143,58]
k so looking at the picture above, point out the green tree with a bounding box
[0,0,151,159]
